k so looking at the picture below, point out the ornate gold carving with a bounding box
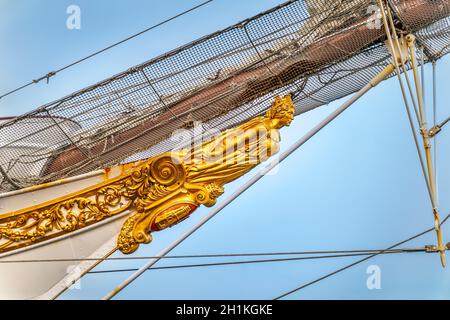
[0,161,152,253]
[0,95,295,255]
[116,94,295,254]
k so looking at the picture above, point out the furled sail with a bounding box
[1,0,449,192]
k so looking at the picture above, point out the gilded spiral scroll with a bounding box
[0,95,294,255]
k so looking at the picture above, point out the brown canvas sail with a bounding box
[1,0,449,190]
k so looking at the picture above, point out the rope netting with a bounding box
[1,0,449,191]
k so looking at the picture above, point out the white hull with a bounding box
[0,167,134,299]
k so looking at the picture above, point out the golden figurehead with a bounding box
[0,95,295,255]
[117,94,295,253]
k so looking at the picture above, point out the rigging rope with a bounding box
[0,0,215,101]
[379,0,446,267]
[421,47,426,107]
[86,251,415,275]
[432,61,439,207]
[0,165,20,189]
[378,0,434,206]
[0,248,427,264]
[273,213,450,300]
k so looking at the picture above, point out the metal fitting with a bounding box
[425,245,438,253]
[429,125,442,137]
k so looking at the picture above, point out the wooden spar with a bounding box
[42,0,450,176]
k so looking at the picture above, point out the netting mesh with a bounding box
[1,0,449,191]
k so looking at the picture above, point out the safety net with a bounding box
[0,0,449,191]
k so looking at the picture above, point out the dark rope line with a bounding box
[0,248,427,264]
[0,0,215,101]
[0,165,21,189]
[87,251,412,274]
[273,213,450,300]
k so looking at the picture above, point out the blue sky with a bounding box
[1,0,450,299]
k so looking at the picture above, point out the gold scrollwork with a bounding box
[0,95,295,255]
[0,160,153,253]
[116,95,294,254]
